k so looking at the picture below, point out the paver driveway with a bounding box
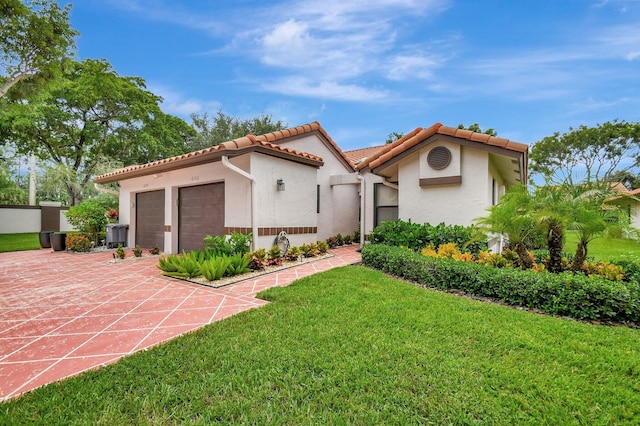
[0,245,361,401]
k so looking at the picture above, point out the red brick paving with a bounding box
[0,245,360,400]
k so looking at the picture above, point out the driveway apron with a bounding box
[0,245,361,401]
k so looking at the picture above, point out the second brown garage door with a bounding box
[178,182,225,252]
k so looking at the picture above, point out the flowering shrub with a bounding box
[107,208,119,222]
[66,233,92,252]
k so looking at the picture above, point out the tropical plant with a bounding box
[133,245,142,257]
[200,256,232,281]
[475,185,536,269]
[227,253,252,276]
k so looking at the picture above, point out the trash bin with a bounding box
[106,224,129,248]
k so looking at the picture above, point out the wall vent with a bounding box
[427,146,451,170]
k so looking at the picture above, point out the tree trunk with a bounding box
[514,242,534,270]
[547,223,564,273]
[571,240,588,272]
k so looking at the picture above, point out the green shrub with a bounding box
[114,244,125,259]
[361,244,640,324]
[369,219,486,254]
[65,198,109,244]
[204,232,252,257]
[133,245,143,257]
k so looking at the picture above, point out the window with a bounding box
[374,183,398,227]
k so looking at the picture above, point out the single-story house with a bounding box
[94,122,360,253]
[94,121,528,253]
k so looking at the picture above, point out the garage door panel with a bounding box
[179,183,225,252]
[136,190,164,250]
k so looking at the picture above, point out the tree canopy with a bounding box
[0,58,194,205]
[187,110,286,151]
[0,0,77,100]
[529,120,640,185]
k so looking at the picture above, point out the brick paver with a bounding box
[0,245,360,400]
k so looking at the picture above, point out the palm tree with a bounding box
[567,183,636,271]
[475,185,536,269]
[530,185,571,274]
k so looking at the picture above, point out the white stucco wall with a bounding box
[277,134,360,239]
[250,153,318,248]
[0,208,41,233]
[398,146,490,226]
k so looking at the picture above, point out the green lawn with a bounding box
[564,231,640,262]
[1,266,638,424]
[0,233,40,253]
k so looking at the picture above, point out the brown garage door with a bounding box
[136,190,165,250]
[179,183,225,252]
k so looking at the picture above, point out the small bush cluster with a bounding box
[325,231,359,248]
[248,241,329,270]
[65,233,92,252]
[362,244,640,324]
[369,219,486,254]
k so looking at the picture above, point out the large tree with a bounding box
[0,59,194,205]
[187,110,286,151]
[530,120,640,185]
[0,0,77,99]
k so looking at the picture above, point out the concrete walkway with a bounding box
[0,245,361,401]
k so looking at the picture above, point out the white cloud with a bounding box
[261,77,390,102]
[147,84,220,117]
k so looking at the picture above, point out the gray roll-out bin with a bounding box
[106,224,129,248]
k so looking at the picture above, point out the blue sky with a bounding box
[66,0,640,151]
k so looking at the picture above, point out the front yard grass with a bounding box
[564,231,640,262]
[1,266,638,424]
[0,233,40,253]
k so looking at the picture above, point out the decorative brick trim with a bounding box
[223,227,252,235]
[419,175,462,186]
[164,225,171,232]
[223,227,317,236]
[258,226,317,236]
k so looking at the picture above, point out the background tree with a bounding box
[385,132,404,144]
[606,170,640,191]
[529,120,640,185]
[0,0,77,99]
[457,123,497,136]
[187,110,286,151]
[0,59,194,205]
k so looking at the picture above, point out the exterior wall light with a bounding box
[277,179,285,191]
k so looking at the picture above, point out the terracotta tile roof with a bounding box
[343,145,387,165]
[94,126,324,184]
[356,123,528,171]
[257,121,354,171]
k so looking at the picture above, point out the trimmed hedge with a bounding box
[361,244,640,324]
